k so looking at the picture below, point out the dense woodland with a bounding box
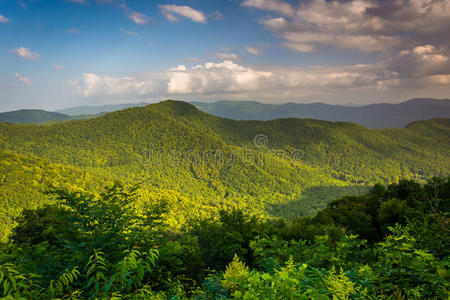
[0,101,448,298]
[0,101,448,236]
[0,178,448,298]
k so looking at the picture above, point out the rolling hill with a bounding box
[0,100,448,239]
[192,98,450,129]
[0,109,71,124]
[0,109,102,124]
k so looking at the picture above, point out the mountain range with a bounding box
[0,100,448,238]
[1,98,449,128]
[192,98,450,129]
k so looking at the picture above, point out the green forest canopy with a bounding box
[0,100,448,238]
[0,100,448,298]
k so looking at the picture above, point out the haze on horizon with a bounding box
[1,0,449,112]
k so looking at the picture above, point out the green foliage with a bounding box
[219,256,330,299]
[323,267,356,300]
[0,101,448,239]
[373,225,449,298]
[0,248,162,299]
[222,254,249,291]
[0,101,448,299]
[0,179,448,298]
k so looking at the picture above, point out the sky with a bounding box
[0,0,449,111]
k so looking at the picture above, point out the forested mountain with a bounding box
[0,109,71,124]
[0,100,448,238]
[0,100,448,298]
[0,109,102,124]
[193,98,450,128]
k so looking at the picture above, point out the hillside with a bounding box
[0,109,102,124]
[0,109,71,124]
[192,98,450,129]
[0,100,448,239]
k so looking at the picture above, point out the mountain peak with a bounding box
[156,100,202,116]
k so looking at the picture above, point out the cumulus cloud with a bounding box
[70,43,450,101]
[0,14,10,23]
[242,0,294,17]
[12,47,40,61]
[70,61,380,98]
[159,5,207,23]
[248,0,450,53]
[385,45,450,78]
[246,46,262,55]
[14,73,31,85]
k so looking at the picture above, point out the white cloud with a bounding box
[54,64,65,71]
[249,0,450,53]
[70,44,450,101]
[413,45,448,62]
[121,29,138,36]
[159,5,207,23]
[242,0,294,17]
[12,47,40,61]
[118,3,150,25]
[128,11,150,25]
[385,45,450,78]
[246,46,262,55]
[71,61,376,99]
[0,14,10,23]
[14,73,31,85]
[213,52,241,61]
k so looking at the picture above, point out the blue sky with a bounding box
[1,0,449,111]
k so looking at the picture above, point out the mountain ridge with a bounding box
[192,98,450,129]
[2,98,449,128]
[0,109,71,124]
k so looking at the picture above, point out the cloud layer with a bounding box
[248,0,450,53]
[70,43,450,101]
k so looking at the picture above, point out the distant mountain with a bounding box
[0,109,71,124]
[0,109,103,124]
[56,102,149,116]
[192,98,450,129]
